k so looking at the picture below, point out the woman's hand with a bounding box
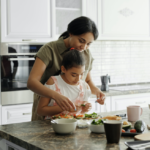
[92,87,105,105]
[53,91,76,111]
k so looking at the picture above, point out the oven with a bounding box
[0,43,43,105]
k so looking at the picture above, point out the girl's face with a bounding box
[68,32,94,52]
[61,65,85,85]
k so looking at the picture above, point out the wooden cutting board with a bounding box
[134,133,150,141]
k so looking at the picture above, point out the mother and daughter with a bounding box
[27,16,106,120]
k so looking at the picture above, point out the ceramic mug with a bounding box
[127,105,143,122]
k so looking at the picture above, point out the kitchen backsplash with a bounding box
[90,41,150,86]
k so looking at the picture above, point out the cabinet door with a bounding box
[54,0,86,38]
[112,93,150,111]
[98,0,150,40]
[2,104,33,125]
[1,0,52,42]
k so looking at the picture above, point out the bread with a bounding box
[101,115,122,120]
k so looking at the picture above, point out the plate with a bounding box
[124,140,150,150]
[122,129,143,136]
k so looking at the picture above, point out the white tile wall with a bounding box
[90,41,150,86]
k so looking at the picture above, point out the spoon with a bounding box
[51,119,57,124]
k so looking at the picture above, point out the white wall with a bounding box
[90,40,150,85]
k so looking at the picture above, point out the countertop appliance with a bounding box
[0,43,43,105]
[101,75,111,91]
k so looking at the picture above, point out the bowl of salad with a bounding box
[89,119,105,133]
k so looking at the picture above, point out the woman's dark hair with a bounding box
[59,16,99,40]
[62,50,85,70]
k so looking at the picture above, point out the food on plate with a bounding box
[130,129,136,133]
[52,114,74,119]
[122,129,125,133]
[122,121,132,131]
[123,121,128,125]
[74,114,84,119]
[101,115,122,120]
[84,112,99,119]
[91,119,104,125]
[134,120,146,132]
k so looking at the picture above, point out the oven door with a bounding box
[1,55,34,92]
[1,55,34,105]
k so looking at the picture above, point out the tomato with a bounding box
[130,129,136,133]
[122,129,125,133]
[74,114,76,117]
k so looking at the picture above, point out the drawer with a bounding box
[2,104,33,125]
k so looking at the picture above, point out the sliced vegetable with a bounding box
[81,104,86,107]
[122,129,125,133]
[130,129,136,133]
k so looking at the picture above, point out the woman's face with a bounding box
[61,65,85,85]
[68,32,94,52]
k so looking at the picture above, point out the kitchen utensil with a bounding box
[51,118,77,134]
[104,120,123,143]
[125,140,150,150]
[134,133,150,141]
[127,105,143,122]
[100,74,111,91]
[51,119,57,124]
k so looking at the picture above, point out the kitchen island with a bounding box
[0,108,149,150]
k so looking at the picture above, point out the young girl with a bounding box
[37,49,92,118]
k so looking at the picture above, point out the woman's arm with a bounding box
[85,71,105,105]
[27,57,75,110]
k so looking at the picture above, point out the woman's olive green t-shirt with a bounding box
[35,37,94,84]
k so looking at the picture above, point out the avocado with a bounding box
[122,124,131,131]
[134,120,146,132]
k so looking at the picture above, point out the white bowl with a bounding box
[51,119,77,134]
[89,124,105,133]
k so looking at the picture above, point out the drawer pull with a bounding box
[135,101,146,104]
[22,39,37,41]
[23,113,31,115]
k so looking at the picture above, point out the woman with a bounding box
[27,16,106,121]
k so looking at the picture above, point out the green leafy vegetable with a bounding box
[91,119,104,125]
[84,112,98,119]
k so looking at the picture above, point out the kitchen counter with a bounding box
[0,108,149,150]
[94,83,150,97]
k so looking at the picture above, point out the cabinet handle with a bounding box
[22,39,37,41]
[135,101,146,104]
[23,113,31,115]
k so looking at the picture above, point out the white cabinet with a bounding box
[1,0,88,42]
[55,0,87,38]
[111,93,150,111]
[1,0,53,42]
[98,0,150,40]
[2,104,32,125]
[88,96,111,113]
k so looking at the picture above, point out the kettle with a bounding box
[100,74,111,91]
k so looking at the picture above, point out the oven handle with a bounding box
[8,58,35,61]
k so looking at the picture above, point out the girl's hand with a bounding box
[53,91,76,111]
[81,102,92,113]
[92,87,105,105]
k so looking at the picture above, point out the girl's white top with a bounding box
[45,75,91,106]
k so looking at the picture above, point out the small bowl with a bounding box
[89,124,105,133]
[51,119,77,134]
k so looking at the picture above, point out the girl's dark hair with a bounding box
[62,50,85,70]
[59,16,99,40]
